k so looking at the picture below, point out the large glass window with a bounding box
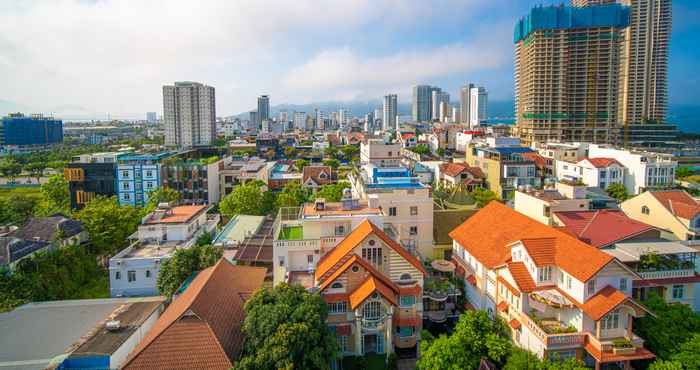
[362,247,383,267]
[601,309,620,330]
[328,301,347,314]
[538,266,552,282]
[363,301,381,320]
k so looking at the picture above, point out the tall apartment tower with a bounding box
[513,4,631,145]
[432,91,450,121]
[574,0,671,126]
[412,85,432,122]
[383,94,398,132]
[469,87,488,128]
[163,82,216,148]
[460,83,475,125]
[257,95,270,126]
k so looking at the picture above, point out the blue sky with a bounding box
[0,0,697,119]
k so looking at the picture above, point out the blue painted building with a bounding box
[116,152,178,206]
[0,113,63,148]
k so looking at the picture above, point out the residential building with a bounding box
[65,152,122,210]
[513,4,630,145]
[219,157,267,196]
[0,113,63,151]
[553,210,661,249]
[0,215,87,269]
[302,165,334,192]
[360,138,402,168]
[146,111,157,123]
[621,190,700,240]
[0,297,164,370]
[465,141,539,199]
[412,85,432,122]
[436,162,486,191]
[316,110,327,131]
[588,144,676,194]
[469,87,488,128]
[257,95,270,127]
[109,204,218,297]
[272,196,385,287]
[263,161,302,191]
[160,149,227,205]
[339,109,351,127]
[555,158,626,190]
[163,81,216,148]
[293,112,307,131]
[383,94,398,132]
[398,132,417,149]
[450,202,655,368]
[349,140,434,257]
[460,84,475,125]
[122,259,265,370]
[314,220,427,360]
[535,142,587,178]
[432,91,450,121]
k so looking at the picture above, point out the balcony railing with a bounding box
[394,335,417,349]
[273,239,320,249]
[638,269,695,280]
[520,312,586,349]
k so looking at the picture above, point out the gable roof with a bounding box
[521,152,547,168]
[650,190,700,220]
[519,238,556,266]
[449,202,613,282]
[440,163,467,177]
[315,219,426,282]
[579,285,651,321]
[8,215,83,241]
[302,165,332,185]
[349,276,398,309]
[318,255,399,293]
[506,262,537,293]
[122,260,265,370]
[579,158,623,168]
[554,210,657,248]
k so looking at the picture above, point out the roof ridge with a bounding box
[578,210,600,237]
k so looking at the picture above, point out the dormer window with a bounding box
[642,206,650,215]
[587,279,596,295]
[537,266,552,282]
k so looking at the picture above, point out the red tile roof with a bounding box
[497,301,509,312]
[440,163,468,177]
[318,255,399,294]
[579,157,623,168]
[521,152,547,168]
[449,202,613,282]
[650,190,700,220]
[122,260,266,370]
[579,285,651,321]
[554,210,657,248]
[315,219,426,282]
[302,165,333,185]
[506,263,537,293]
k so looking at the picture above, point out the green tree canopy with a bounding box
[412,144,430,155]
[340,145,359,160]
[605,183,629,202]
[295,159,310,172]
[76,196,141,255]
[25,161,47,183]
[0,158,22,182]
[504,348,588,370]
[634,293,700,360]
[284,147,298,159]
[472,187,499,208]
[276,181,310,208]
[37,174,70,216]
[417,310,512,370]
[324,146,340,159]
[312,182,350,202]
[322,158,340,169]
[234,283,336,370]
[219,181,274,217]
[676,167,693,180]
[145,187,182,213]
[156,245,223,297]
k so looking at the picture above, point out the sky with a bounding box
[0,0,698,119]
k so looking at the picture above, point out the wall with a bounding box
[110,304,162,368]
[621,192,691,240]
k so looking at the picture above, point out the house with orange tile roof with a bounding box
[621,189,700,241]
[449,202,655,369]
[314,219,426,361]
[122,259,266,370]
[109,203,219,297]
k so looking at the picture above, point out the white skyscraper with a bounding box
[293,112,307,131]
[432,91,450,121]
[460,83,474,125]
[469,87,488,128]
[163,81,216,148]
[339,109,350,126]
[383,94,398,132]
[316,110,327,131]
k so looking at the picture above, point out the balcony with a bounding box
[638,268,695,280]
[394,334,417,349]
[520,312,586,350]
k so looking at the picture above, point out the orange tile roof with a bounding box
[122,260,266,370]
[449,202,613,282]
[440,162,467,177]
[509,319,522,330]
[315,219,426,282]
[322,293,350,303]
[506,263,537,293]
[580,157,623,168]
[519,238,556,266]
[398,285,422,296]
[497,301,509,312]
[497,275,522,297]
[145,205,208,224]
[317,255,399,294]
[521,152,547,168]
[580,285,650,321]
[650,190,700,220]
[349,276,398,310]
[584,342,655,363]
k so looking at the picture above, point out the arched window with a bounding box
[331,282,343,289]
[400,273,412,281]
[642,206,650,215]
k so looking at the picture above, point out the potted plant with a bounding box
[612,338,635,355]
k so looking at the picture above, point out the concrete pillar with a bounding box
[355,311,363,355]
[386,306,394,354]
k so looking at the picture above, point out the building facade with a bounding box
[588,144,676,194]
[0,113,63,150]
[469,87,488,128]
[64,152,122,210]
[257,95,270,127]
[412,85,432,122]
[383,94,398,132]
[460,83,475,126]
[163,81,216,148]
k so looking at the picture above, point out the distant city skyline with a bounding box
[0,0,697,119]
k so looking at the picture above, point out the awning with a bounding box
[530,289,576,309]
[497,301,508,312]
[509,319,521,330]
[431,259,456,273]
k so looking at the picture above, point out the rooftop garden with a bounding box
[639,252,696,272]
[278,225,303,241]
[528,310,577,335]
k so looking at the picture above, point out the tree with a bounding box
[417,310,511,369]
[676,167,693,180]
[195,231,213,247]
[312,182,350,202]
[145,187,182,213]
[437,148,445,157]
[6,194,40,223]
[504,348,587,370]
[412,144,430,155]
[25,161,47,183]
[606,183,629,202]
[234,283,336,370]
[156,245,223,297]
[324,146,340,160]
[648,334,700,370]
[220,181,271,216]
[76,196,141,255]
[340,145,359,160]
[0,158,22,183]
[649,361,685,370]
[472,187,498,208]
[634,293,700,360]
[276,181,309,208]
[284,147,298,159]
[295,159,310,172]
[322,159,340,169]
[38,174,70,215]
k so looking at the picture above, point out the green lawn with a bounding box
[278,226,303,240]
[0,187,42,201]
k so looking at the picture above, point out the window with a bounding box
[122,171,129,177]
[328,301,347,314]
[389,207,397,216]
[538,266,552,282]
[115,271,121,280]
[587,280,596,295]
[319,172,327,179]
[146,270,151,278]
[145,170,153,177]
[334,225,345,236]
[672,285,685,299]
[566,276,572,290]
[409,226,418,236]
[127,270,136,282]
[400,296,415,307]
[396,326,414,337]
[559,271,564,285]
[362,247,383,266]
[400,273,412,281]
[331,282,343,289]
[145,181,154,189]
[278,256,285,267]
[619,278,627,291]
[351,265,359,272]
[642,206,650,215]
[337,335,348,352]
[363,301,381,320]
[601,310,620,330]
[307,255,314,264]
[410,206,418,216]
